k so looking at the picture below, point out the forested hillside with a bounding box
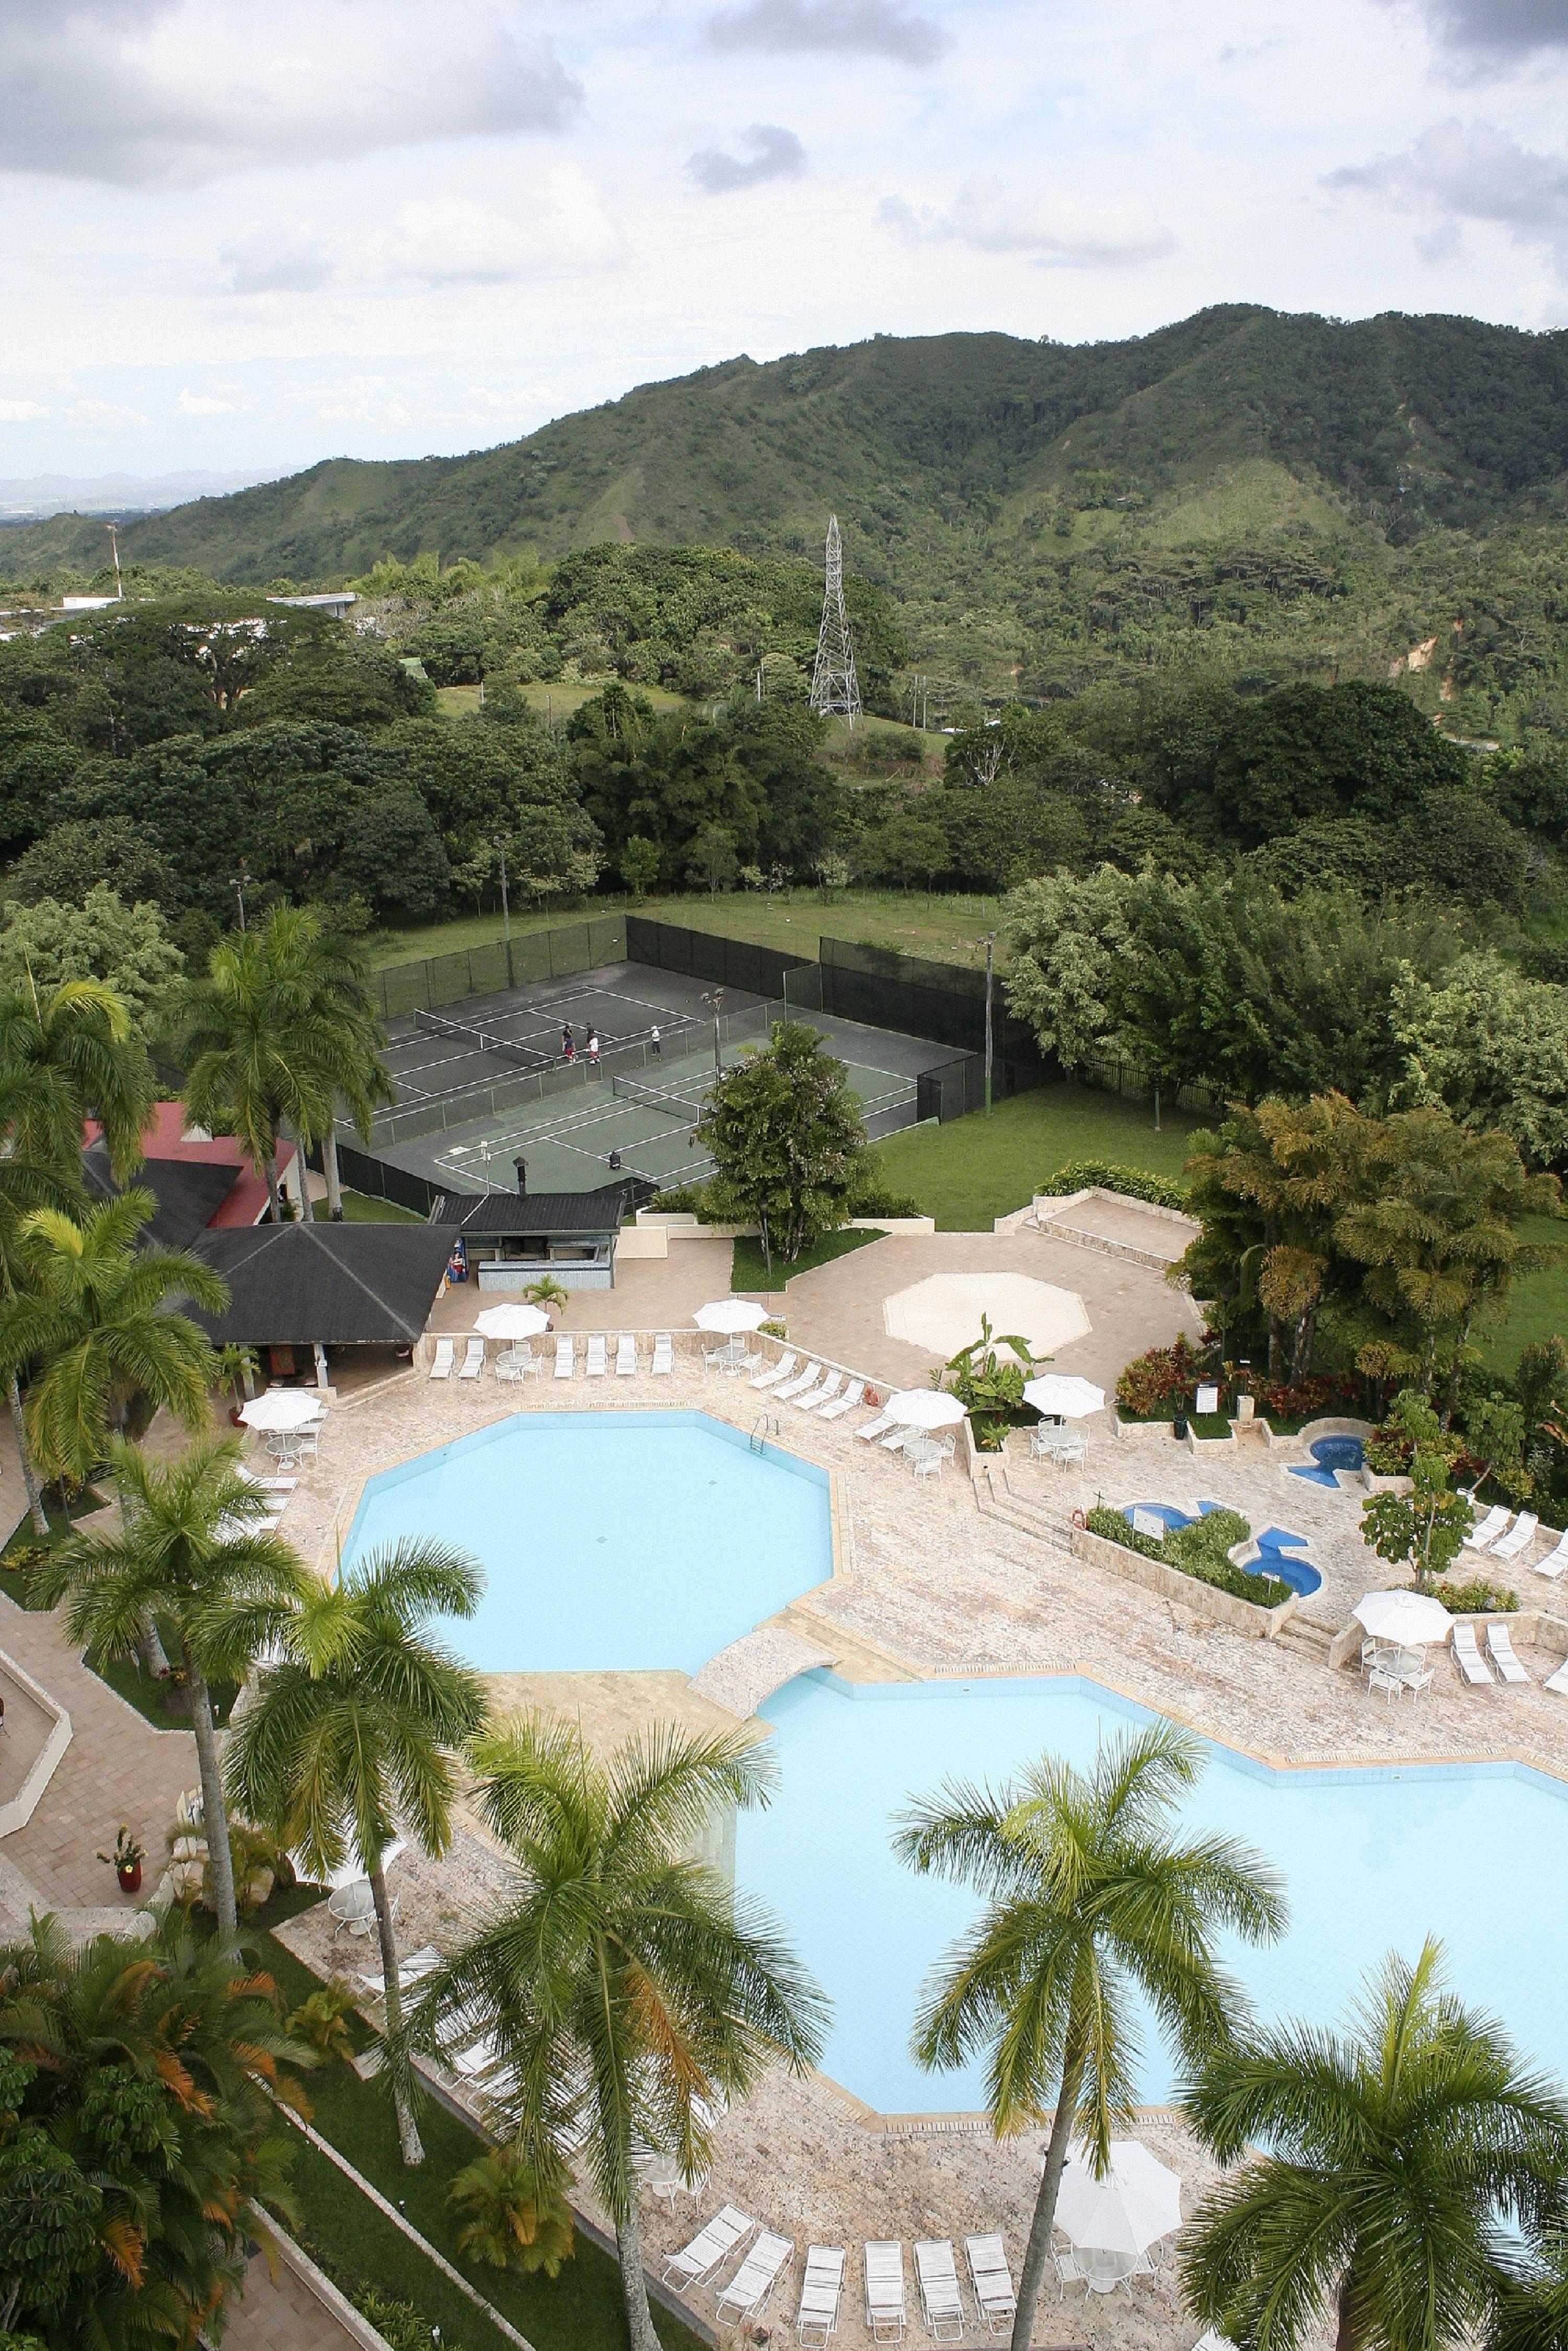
[4,305,1567,735]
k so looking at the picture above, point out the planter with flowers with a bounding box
[99,1825,146,1895]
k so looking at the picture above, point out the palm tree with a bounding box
[405,1716,828,2351]
[224,1538,489,2164]
[0,1063,91,1535]
[895,1723,1286,2351]
[0,973,154,1179]
[180,906,390,1224]
[0,1191,226,1500]
[35,1433,312,1940]
[1182,1940,1568,2351]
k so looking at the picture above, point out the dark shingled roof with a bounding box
[192,1223,454,1346]
[433,1183,628,1236]
[83,1143,243,1251]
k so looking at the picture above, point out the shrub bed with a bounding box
[1115,1334,1214,1421]
[1085,1504,1291,1608]
[1254,1375,1362,1435]
[1037,1160,1188,1209]
[1435,1576,1519,1614]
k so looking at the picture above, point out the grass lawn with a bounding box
[366,889,1007,973]
[339,1188,423,1224]
[1477,1214,1568,1375]
[258,1930,702,2351]
[732,1224,880,1291]
[869,1083,1201,1230]
[435,681,690,723]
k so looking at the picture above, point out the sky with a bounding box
[1,0,1567,490]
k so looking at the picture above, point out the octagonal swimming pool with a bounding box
[342,1411,832,1674]
[737,1671,1568,2115]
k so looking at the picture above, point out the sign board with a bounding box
[1130,1507,1166,1540]
[1195,1383,1220,1416]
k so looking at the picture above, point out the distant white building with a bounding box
[267,591,356,620]
[60,593,119,611]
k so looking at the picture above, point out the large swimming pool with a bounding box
[343,1411,832,1674]
[737,1672,1568,2115]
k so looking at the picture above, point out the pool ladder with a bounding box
[751,1413,780,1453]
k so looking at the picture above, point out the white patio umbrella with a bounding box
[1352,1589,1454,1646]
[1054,2139,1184,2255]
[474,1301,550,1340]
[693,1298,771,1334]
[884,1388,969,1430]
[239,1389,329,1432]
[1023,1374,1106,1420]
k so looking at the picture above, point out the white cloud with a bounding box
[1327,119,1568,273]
[0,400,50,423]
[177,383,249,416]
[878,181,1177,268]
[63,400,150,431]
[704,0,949,65]
[1403,0,1568,64]
[0,0,581,186]
[220,230,336,296]
[218,170,624,294]
[686,124,806,195]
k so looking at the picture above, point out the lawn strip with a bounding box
[870,1083,1200,1230]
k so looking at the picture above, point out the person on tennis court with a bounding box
[560,1023,574,1062]
[650,1024,661,1059]
[586,1028,600,1071]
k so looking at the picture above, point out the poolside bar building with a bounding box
[432,1180,630,1291]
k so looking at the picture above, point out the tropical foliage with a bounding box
[696,1018,873,1271]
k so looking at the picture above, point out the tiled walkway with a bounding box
[224,2252,364,2351]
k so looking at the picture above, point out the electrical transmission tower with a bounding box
[809,513,861,724]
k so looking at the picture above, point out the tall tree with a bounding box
[1181,1940,1568,2351]
[289,921,394,1221]
[36,1434,310,1940]
[225,1540,489,2163]
[696,1019,872,1272]
[0,1064,90,1537]
[0,1912,306,2347]
[0,1193,225,1501]
[0,973,154,1179]
[406,1717,828,2351]
[896,1724,1285,2351]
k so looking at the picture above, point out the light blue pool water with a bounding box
[342,1411,832,1674]
[1288,1435,1366,1490]
[739,1672,1568,2115]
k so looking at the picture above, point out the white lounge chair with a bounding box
[1488,1621,1531,1684]
[1452,1621,1494,1685]
[1546,1655,1568,1695]
[751,1350,797,1391]
[358,1943,441,1997]
[1535,1531,1568,1579]
[554,1335,575,1379]
[796,2246,846,2346]
[857,1412,895,1443]
[1493,1512,1538,1561]
[1192,2333,1241,2351]
[1464,1505,1512,1551]
[586,1334,607,1377]
[661,2206,755,2289]
[429,1338,454,1380]
[459,1338,485,1380]
[651,1332,674,1375]
[616,1334,637,1375]
[238,1467,298,1492]
[796,1371,843,1414]
[716,2231,794,2323]
[864,2242,906,2342]
[964,2237,1016,2337]
[817,1379,864,1422]
[775,1363,822,1403]
[914,2241,965,2342]
[880,1428,909,1450]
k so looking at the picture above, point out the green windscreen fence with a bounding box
[374,915,627,1021]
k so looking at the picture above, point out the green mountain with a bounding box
[6,305,1568,724]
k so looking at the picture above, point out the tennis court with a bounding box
[369,958,958,1198]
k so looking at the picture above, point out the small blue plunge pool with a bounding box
[1289,1434,1366,1490]
[1124,1502,1321,1596]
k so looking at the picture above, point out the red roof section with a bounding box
[85,1101,296,1229]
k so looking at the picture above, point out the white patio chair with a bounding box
[661,2205,755,2289]
[775,1363,822,1403]
[817,1379,864,1421]
[1051,2240,1086,2297]
[1366,1665,1403,1702]
[1464,1504,1511,1551]
[964,2237,1016,2336]
[1534,1531,1568,1578]
[357,1944,441,1997]
[715,2231,794,2323]
[913,2241,965,2342]
[429,1338,454,1380]
[651,1332,674,1375]
[616,1334,637,1375]
[796,1371,843,1414]
[1488,1621,1531,1684]
[1452,1621,1494,1685]
[554,1335,575,1378]
[796,2246,846,2346]
[864,2242,906,2342]
[459,1338,485,1380]
[1493,1512,1539,1562]
[1546,1654,1568,1694]
[856,1412,895,1442]
[586,1334,608,1377]
[750,1350,797,1390]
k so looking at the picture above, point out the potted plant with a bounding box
[216,1343,258,1424]
[98,1825,146,1895]
[523,1275,569,1322]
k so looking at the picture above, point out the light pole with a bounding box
[494,833,513,989]
[701,988,724,1077]
[229,860,249,932]
[977,930,998,1115]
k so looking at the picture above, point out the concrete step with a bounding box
[1276,1614,1334,1659]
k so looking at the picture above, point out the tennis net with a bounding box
[612,1073,709,1125]
[412,1007,552,1072]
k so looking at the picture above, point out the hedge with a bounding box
[1037,1160,1189,1209]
